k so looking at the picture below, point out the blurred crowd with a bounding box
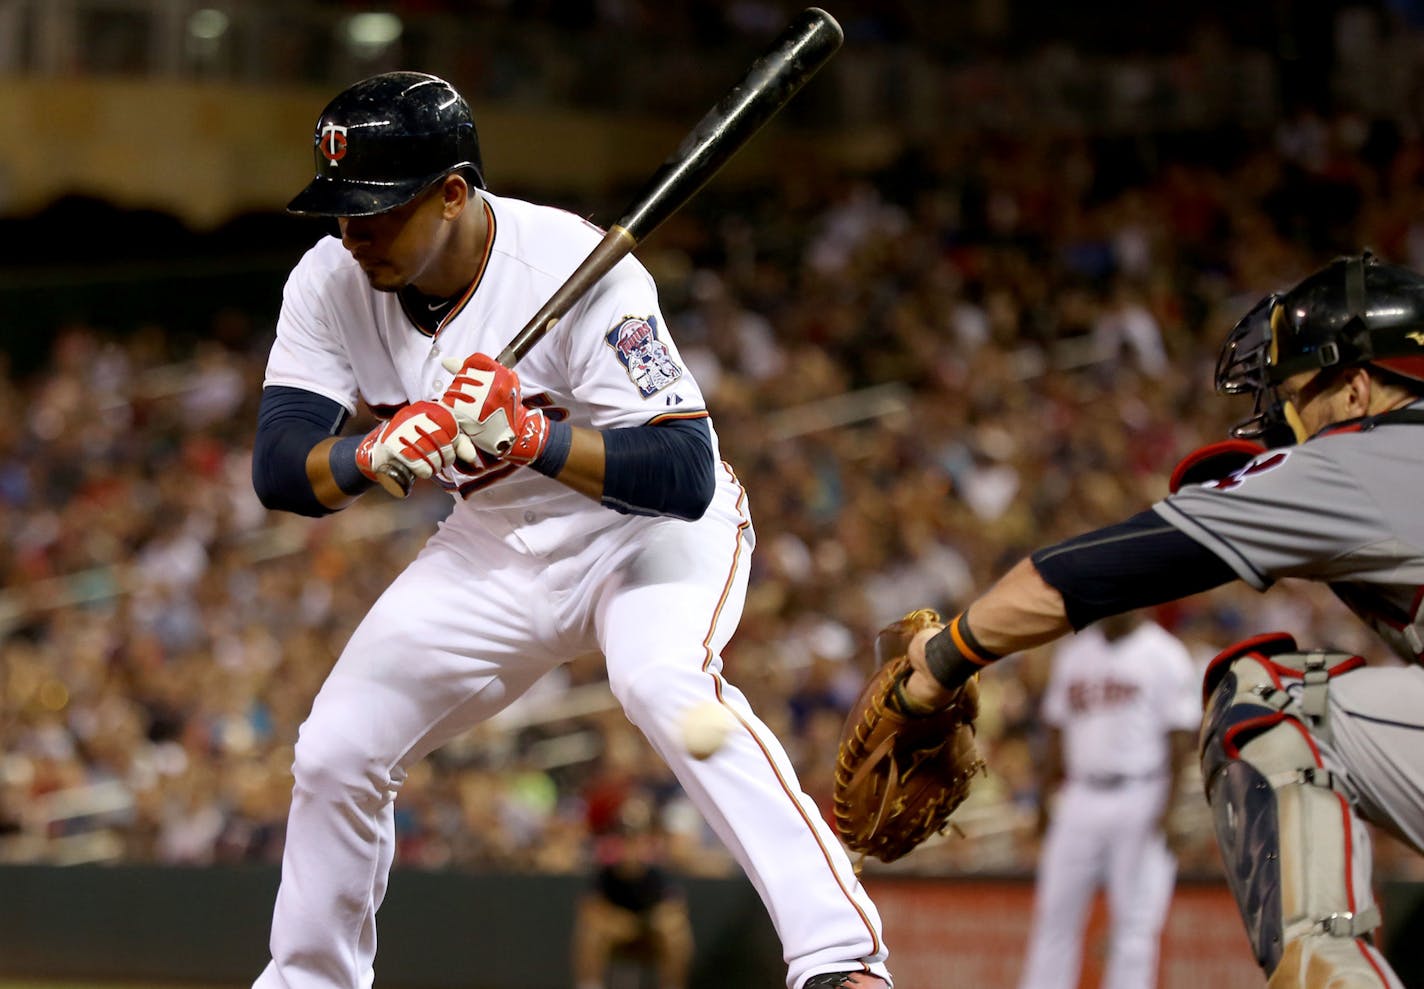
[4,107,1424,887]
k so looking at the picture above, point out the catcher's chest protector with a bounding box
[1199,633,1403,988]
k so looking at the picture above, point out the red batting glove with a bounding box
[355,400,474,482]
[441,354,551,466]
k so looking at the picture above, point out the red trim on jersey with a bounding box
[1169,438,1265,493]
[647,410,709,425]
[1319,420,1368,437]
[397,198,496,340]
[431,199,495,339]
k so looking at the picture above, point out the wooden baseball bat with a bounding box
[375,6,844,497]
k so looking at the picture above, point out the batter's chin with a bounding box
[358,265,405,293]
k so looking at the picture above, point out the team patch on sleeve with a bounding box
[605,315,683,397]
[1207,449,1290,491]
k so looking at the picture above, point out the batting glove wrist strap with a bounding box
[330,434,375,494]
[528,419,572,477]
[925,612,999,691]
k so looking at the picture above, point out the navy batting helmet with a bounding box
[1216,252,1424,442]
[287,71,485,217]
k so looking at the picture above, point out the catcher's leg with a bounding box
[1199,635,1402,989]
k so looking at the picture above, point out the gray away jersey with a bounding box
[1154,410,1424,664]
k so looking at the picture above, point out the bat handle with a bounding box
[375,460,415,498]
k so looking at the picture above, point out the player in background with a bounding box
[572,790,693,989]
[896,252,1424,988]
[1016,613,1199,989]
[250,72,890,989]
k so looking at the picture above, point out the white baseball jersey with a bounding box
[1018,622,1198,989]
[254,191,890,989]
[266,192,715,553]
[1040,622,1200,779]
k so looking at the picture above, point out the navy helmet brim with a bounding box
[286,173,432,218]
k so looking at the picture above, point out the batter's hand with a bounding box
[441,354,551,466]
[355,400,474,482]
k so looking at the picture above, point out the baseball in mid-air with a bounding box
[680,700,735,759]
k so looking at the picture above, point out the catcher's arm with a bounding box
[901,557,1069,712]
[905,505,1241,710]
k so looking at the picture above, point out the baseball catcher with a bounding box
[834,608,984,863]
[883,254,1424,988]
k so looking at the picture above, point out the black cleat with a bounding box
[803,973,890,989]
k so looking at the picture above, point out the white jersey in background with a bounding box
[1017,621,1198,989]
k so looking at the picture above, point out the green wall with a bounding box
[0,864,783,988]
[0,866,1419,987]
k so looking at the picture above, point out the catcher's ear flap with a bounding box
[874,608,943,666]
[1168,439,1265,493]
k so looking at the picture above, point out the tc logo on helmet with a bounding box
[320,124,348,164]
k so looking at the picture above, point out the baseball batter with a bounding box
[250,72,889,989]
[1017,615,1199,989]
[896,253,1424,988]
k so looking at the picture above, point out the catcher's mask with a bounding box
[288,71,485,218]
[1215,252,1424,445]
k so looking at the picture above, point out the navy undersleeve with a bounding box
[1031,508,1237,629]
[600,418,715,521]
[252,386,352,517]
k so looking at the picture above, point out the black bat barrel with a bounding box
[619,8,843,241]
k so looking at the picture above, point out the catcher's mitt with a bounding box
[833,608,984,863]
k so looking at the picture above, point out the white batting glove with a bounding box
[440,354,519,456]
[355,400,476,481]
